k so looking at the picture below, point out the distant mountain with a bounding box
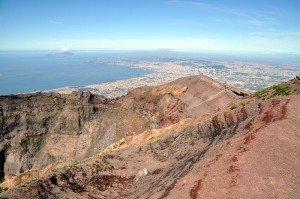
[46,48,74,57]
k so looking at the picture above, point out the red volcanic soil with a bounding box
[1,76,300,199]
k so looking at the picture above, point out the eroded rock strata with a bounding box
[1,75,299,199]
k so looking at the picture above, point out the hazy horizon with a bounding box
[1,0,300,53]
[1,0,299,95]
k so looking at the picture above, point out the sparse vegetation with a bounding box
[71,160,80,168]
[20,138,31,148]
[254,88,268,99]
[20,137,43,150]
[132,101,139,110]
[240,101,250,106]
[230,104,237,110]
[144,91,161,102]
[47,153,56,162]
[61,165,69,172]
[32,138,43,150]
[272,83,292,96]
[0,187,8,193]
[149,136,155,140]
[12,98,31,107]
[93,157,113,173]
[253,82,293,99]
[143,116,151,128]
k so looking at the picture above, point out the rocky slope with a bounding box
[1,75,299,198]
[0,75,241,185]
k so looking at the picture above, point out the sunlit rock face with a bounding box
[0,75,241,180]
[1,76,299,199]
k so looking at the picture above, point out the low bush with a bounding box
[230,104,237,110]
[20,138,30,148]
[20,137,43,150]
[272,83,291,96]
[254,89,268,99]
[0,187,8,193]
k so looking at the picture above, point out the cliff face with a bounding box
[0,92,103,180]
[2,76,300,199]
[2,75,299,199]
[0,75,240,183]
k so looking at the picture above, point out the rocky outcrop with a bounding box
[2,78,299,198]
[0,75,241,185]
[2,77,299,198]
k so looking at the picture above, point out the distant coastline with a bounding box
[1,51,299,97]
[0,52,153,95]
[50,57,299,98]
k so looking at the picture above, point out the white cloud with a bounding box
[48,20,62,24]
[60,47,70,52]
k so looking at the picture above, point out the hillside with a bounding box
[1,75,300,198]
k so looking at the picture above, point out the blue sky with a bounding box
[0,0,300,53]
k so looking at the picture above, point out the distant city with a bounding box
[52,55,300,98]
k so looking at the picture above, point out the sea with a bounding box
[0,51,153,95]
[1,50,299,96]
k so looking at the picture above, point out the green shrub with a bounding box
[0,187,8,193]
[32,138,43,150]
[20,138,30,148]
[254,89,268,99]
[20,137,43,150]
[71,160,80,168]
[240,101,250,106]
[230,104,237,110]
[272,83,291,96]
[47,153,56,162]
[149,136,155,140]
